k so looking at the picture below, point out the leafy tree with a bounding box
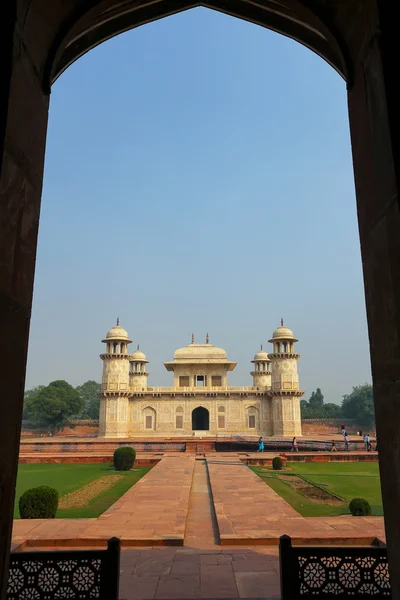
[300,399,309,412]
[75,380,100,419]
[323,402,342,418]
[24,385,45,399]
[300,388,341,419]
[309,388,324,409]
[341,384,375,426]
[300,399,312,419]
[24,380,84,433]
[23,386,45,419]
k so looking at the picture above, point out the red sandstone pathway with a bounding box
[118,459,281,599]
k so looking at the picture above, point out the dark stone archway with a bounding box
[192,407,210,431]
[2,1,400,598]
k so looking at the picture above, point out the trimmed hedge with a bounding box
[114,446,136,471]
[19,486,59,519]
[272,456,283,471]
[349,497,371,516]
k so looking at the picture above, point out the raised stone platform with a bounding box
[18,434,376,462]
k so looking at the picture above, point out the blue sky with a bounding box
[25,7,371,404]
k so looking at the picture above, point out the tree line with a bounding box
[301,384,375,426]
[23,380,100,433]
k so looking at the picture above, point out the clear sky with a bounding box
[25,7,371,404]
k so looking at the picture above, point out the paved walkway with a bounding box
[118,545,281,599]
[184,460,219,547]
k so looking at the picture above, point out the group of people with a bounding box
[257,436,299,452]
[256,427,377,454]
[331,424,376,452]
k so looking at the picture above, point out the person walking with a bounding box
[257,437,264,453]
[341,423,345,435]
[364,433,371,452]
[344,433,349,451]
[291,437,299,452]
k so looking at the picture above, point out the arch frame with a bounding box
[45,0,352,90]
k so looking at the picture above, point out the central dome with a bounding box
[174,343,227,361]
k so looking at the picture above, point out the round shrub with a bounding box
[114,446,136,471]
[272,456,283,471]
[349,497,371,516]
[19,486,59,519]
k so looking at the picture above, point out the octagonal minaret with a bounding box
[130,345,149,391]
[250,345,271,389]
[268,319,303,436]
[98,319,132,437]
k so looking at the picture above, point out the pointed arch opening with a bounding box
[192,406,209,431]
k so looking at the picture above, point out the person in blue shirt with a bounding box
[257,437,264,452]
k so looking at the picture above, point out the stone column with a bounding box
[0,5,49,598]
[347,7,400,596]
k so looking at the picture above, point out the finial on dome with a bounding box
[261,344,263,351]
[206,333,209,344]
[281,318,284,327]
[191,333,195,344]
[137,344,140,351]
[117,317,120,326]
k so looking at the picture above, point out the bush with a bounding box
[19,486,59,519]
[272,456,283,470]
[349,497,371,516]
[114,446,136,471]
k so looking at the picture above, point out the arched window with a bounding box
[176,406,184,429]
[143,406,156,431]
[246,406,259,429]
[217,406,225,429]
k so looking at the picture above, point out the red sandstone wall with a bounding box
[301,419,367,435]
[21,421,99,437]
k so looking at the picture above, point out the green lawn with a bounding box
[14,464,151,519]
[251,461,383,517]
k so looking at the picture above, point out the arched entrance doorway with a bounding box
[192,407,209,431]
